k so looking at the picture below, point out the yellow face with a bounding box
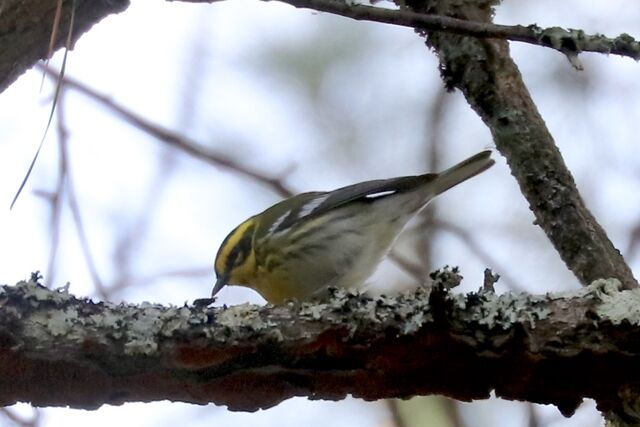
[214,218,258,290]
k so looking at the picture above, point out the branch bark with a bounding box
[0,0,129,94]
[181,0,640,63]
[401,0,637,290]
[0,0,129,92]
[5,0,640,95]
[1,275,640,421]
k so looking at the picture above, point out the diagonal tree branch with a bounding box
[402,0,637,290]
[37,65,293,198]
[1,275,639,421]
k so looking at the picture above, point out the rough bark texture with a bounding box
[2,275,640,421]
[0,0,129,94]
[402,0,637,290]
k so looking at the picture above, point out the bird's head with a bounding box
[212,218,257,297]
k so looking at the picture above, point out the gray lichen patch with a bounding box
[593,279,640,325]
[26,307,81,338]
[18,279,74,305]
[294,285,436,337]
[214,302,273,330]
[7,273,640,363]
[457,290,551,329]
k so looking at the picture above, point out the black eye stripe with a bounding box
[237,231,253,256]
[226,226,254,270]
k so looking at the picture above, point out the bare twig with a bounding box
[109,267,212,297]
[39,0,63,90]
[106,24,214,298]
[443,398,465,427]
[526,402,540,427]
[388,250,425,283]
[179,0,640,62]
[36,64,293,198]
[41,95,68,288]
[11,0,75,209]
[414,87,449,279]
[625,222,640,262]
[386,400,408,427]
[54,90,107,297]
[433,219,526,292]
[0,407,40,427]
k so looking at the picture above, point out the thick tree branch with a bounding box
[401,0,637,290]
[2,274,640,421]
[0,0,129,94]
[180,0,640,64]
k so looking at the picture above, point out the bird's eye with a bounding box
[226,234,252,271]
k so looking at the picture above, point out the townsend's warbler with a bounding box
[212,150,494,304]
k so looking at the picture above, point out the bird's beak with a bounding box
[211,275,227,297]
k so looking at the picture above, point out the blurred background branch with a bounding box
[37,64,294,198]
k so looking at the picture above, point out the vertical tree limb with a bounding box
[410,0,637,289]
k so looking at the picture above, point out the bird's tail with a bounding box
[432,150,495,195]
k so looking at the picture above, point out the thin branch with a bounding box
[10,8,75,210]
[0,277,638,420]
[443,398,466,427]
[105,26,213,299]
[388,250,425,282]
[40,96,68,289]
[414,87,449,279]
[36,64,294,198]
[0,407,40,427]
[110,266,211,295]
[625,222,640,262]
[179,0,640,62]
[526,403,540,427]
[386,400,409,427]
[55,90,108,297]
[433,219,527,292]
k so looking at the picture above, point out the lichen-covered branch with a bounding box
[406,0,637,290]
[0,0,129,93]
[2,275,640,420]
[180,0,640,63]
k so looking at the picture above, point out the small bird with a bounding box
[212,150,494,304]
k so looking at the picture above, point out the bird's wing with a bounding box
[265,174,436,235]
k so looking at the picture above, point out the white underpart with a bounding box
[312,189,435,295]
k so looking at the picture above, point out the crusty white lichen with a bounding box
[28,307,81,337]
[9,274,640,361]
[215,303,273,330]
[90,312,124,339]
[18,279,74,305]
[299,303,329,320]
[592,278,640,325]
